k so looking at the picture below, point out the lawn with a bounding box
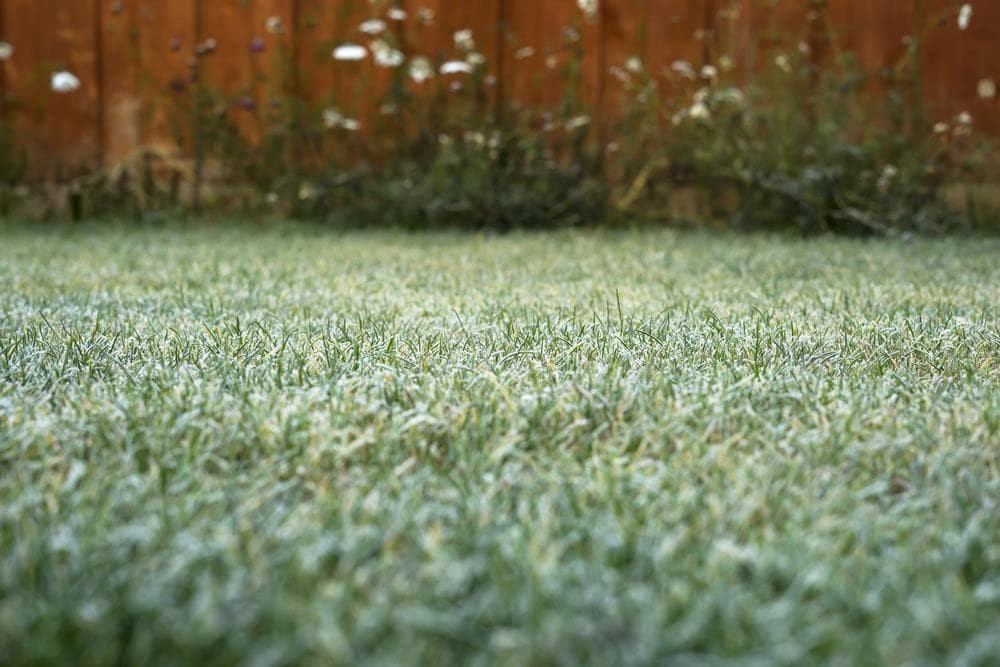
[1,225,999,666]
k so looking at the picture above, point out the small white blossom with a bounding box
[51,71,81,93]
[265,16,285,35]
[564,115,591,131]
[545,54,559,70]
[715,87,745,105]
[958,4,972,31]
[609,66,630,83]
[359,19,387,35]
[670,60,696,80]
[933,122,950,134]
[689,101,710,120]
[514,46,535,60]
[333,43,367,61]
[454,29,475,51]
[409,56,434,83]
[775,54,792,73]
[977,78,995,100]
[0,42,13,61]
[322,108,359,131]
[371,39,404,68]
[701,65,718,79]
[322,108,344,128]
[298,182,317,200]
[440,60,472,75]
[387,8,407,21]
[577,0,599,20]
[416,7,434,24]
[877,165,898,194]
[719,55,734,72]
[625,56,643,73]
[466,52,486,67]
[954,111,973,137]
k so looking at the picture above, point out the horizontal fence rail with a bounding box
[0,0,996,177]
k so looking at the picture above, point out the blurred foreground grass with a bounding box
[1,225,999,665]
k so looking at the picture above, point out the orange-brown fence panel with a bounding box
[0,0,996,176]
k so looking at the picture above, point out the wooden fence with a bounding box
[0,0,996,177]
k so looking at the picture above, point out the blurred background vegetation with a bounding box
[0,0,996,233]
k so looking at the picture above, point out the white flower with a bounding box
[440,60,472,75]
[454,29,475,51]
[933,122,950,134]
[701,65,718,79]
[609,66,630,83]
[265,15,285,35]
[693,87,710,103]
[387,8,407,21]
[0,41,13,61]
[958,3,972,31]
[775,54,792,73]
[514,46,535,60]
[333,43,367,61]
[51,71,81,93]
[670,60,696,80]
[545,54,559,69]
[577,0,599,20]
[689,101,710,120]
[322,108,344,128]
[379,103,399,115]
[466,52,486,67]
[715,87,745,105]
[371,39,404,67]
[719,55,734,72]
[564,115,591,131]
[977,78,996,100]
[359,19,387,35]
[409,56,434,83]
[877,165,898,194]
[954,111,973,137]
[322,107,360,131]
[416,7,434,24]
[625,56,643,73]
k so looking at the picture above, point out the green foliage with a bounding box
[612,36,993,234]
[2,227,1000,664]
[293,128,608,230]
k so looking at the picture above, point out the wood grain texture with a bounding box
[0,0,996,173]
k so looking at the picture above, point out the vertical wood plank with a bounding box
[4,0,101,177]
[502,0,599,117]
[135,0,197,152]
[99,0,140,164]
